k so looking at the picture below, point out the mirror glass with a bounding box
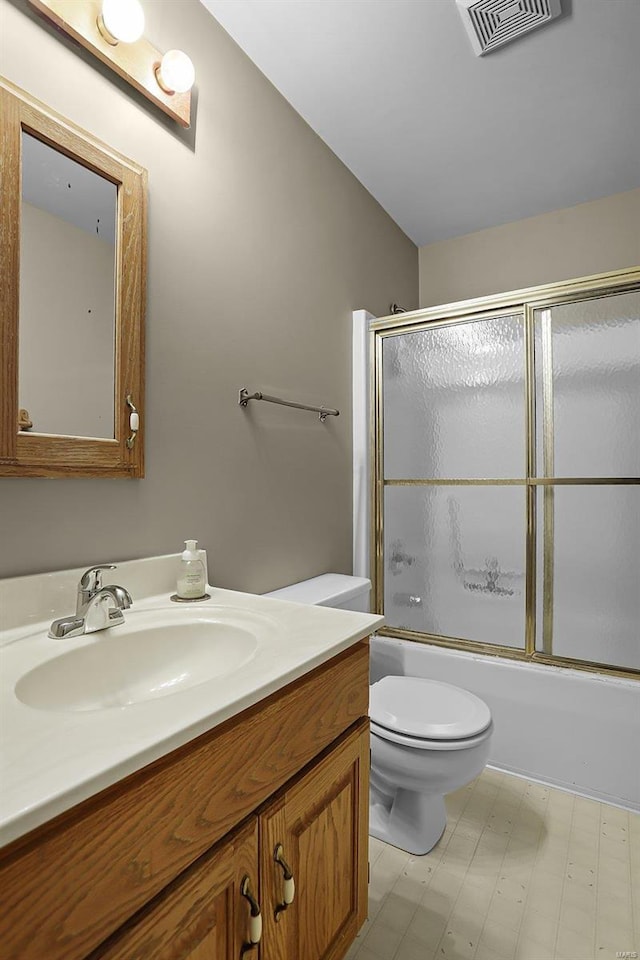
[19,132,117,439]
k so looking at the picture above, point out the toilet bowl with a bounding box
[369,675,493,854]
[263,574,494,856]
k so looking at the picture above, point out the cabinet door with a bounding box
[91,818,259,960]
[260,720,369,960]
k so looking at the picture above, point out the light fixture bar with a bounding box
[28,0,192,127]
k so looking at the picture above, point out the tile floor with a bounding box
[346,768,639,960]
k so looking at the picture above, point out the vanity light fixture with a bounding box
[27,0,194,127]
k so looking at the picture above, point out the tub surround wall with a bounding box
[418,189,640,307]
[371,635,640,811]
[352,309,375,581]
[0,0,417,586]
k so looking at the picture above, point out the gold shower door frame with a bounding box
[371,267,640,680]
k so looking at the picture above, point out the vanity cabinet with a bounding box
[92,724,368,960]
[0,640,370,960]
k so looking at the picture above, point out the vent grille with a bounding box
[456,0,561,56]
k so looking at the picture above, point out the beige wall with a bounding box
[0,0,417,586]
[419,189,640,308]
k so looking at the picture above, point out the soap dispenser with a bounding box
[176,540,207,600]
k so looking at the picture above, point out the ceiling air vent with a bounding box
[456,0,561,56]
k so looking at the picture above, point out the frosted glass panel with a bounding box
[383,315,525,479]
[535,292,640,478]
[384,485,526,647]
[537,486,640,670]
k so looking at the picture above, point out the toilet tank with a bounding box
[264,574,371,613]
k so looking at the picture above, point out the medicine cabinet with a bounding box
[0,78,147,478]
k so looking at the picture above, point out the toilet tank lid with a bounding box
[370,676,492,740]
[264,574,371,606]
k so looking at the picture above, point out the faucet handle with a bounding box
[79,564,117,594]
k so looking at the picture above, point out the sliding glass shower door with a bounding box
[534,291,640,671]
[382,314,528,649]
[373,271,639,677]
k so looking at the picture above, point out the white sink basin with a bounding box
[0,567,383,847]
[14,606,273,712]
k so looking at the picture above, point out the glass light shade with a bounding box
[100,0,145,44]
[157,50,195,93]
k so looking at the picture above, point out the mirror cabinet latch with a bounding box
[125,395,139,449]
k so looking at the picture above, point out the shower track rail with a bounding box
[238,388,339,422]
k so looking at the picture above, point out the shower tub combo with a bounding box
[353,268,640,812]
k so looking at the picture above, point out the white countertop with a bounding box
[0,558,382,848]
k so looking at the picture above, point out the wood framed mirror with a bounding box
[0,78,146,478]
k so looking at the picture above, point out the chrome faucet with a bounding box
[48,564,132,639]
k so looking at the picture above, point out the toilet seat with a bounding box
[370,676,492,742]
[371,717,494,751]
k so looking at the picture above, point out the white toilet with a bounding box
[369,676,493,854]
[264,574,494,856]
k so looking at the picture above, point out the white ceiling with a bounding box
[201,0,640,247]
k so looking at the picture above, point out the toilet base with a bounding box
[369,787,447,856]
